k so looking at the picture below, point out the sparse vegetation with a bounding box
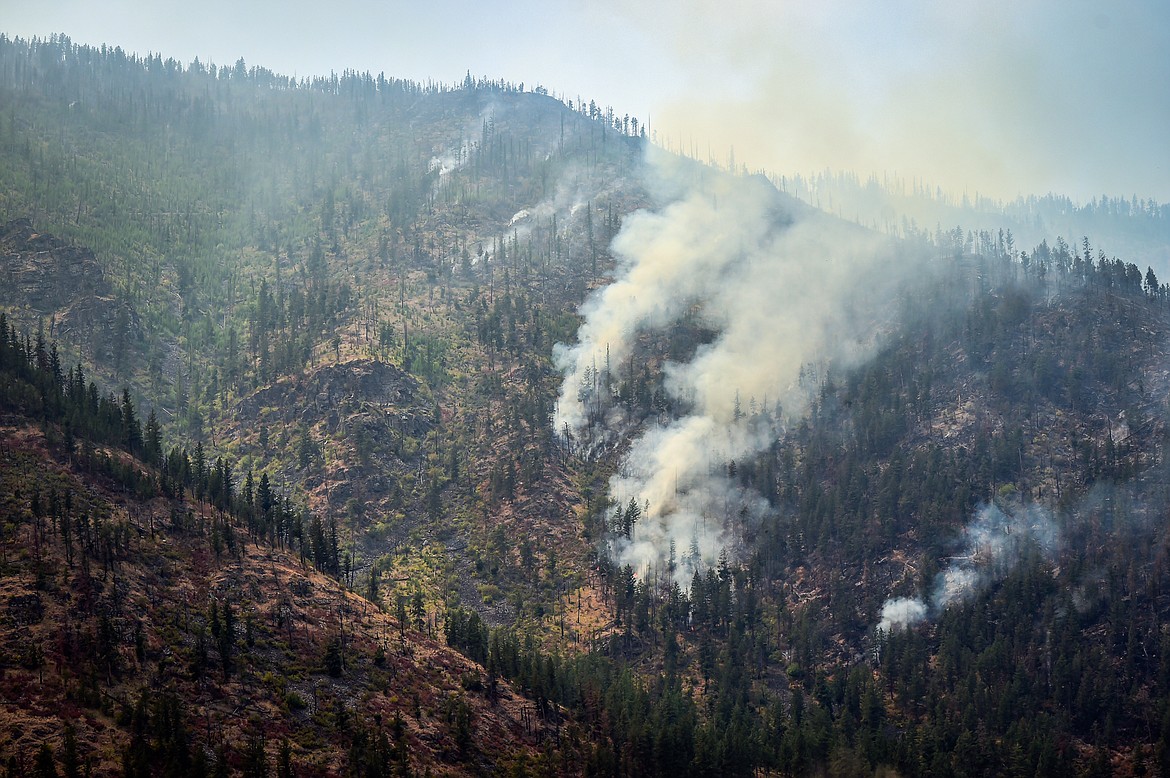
[3,31,1170,777]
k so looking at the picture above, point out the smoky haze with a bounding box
[12,0,1166,204]
[554,148,925,583]
[631,0,1170,204]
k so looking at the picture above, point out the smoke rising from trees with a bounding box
[877,501,1060,633]
[555,150,916,582]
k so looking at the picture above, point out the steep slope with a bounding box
[0,33,650,649]
[0,398,560,776]
[7,31,1170,778]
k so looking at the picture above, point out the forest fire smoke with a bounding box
[876,501,1060,634]
[554,150,906,583]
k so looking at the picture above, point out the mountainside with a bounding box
[0,421,552,776]
[0,317,587,775]
[4,32,1170,777]
[0,30,649,649]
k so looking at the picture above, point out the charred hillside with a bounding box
[5,30,1170,778]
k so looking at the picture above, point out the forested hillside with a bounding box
[0,320,569,775]
[0,31,648,645]
[4,32,1170,777]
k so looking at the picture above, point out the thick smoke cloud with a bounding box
[554,150,912,582]
[876,501,1060,633]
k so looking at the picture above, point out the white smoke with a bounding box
[509,162,626,244]
[554,149,913,582]
[877,597,928,633]
[876,501,1060,634]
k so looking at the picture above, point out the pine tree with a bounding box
[121,388,142,454]
[143,409,162,464]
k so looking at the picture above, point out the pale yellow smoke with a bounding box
[554,148,914,580]
[596,0,1170,202]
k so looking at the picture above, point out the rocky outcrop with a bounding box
[236,357,430,435]
[0,219,140,360]
[0,219,108,310]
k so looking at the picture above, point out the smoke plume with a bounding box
[876,501,1060,633]
[554,149,912,582]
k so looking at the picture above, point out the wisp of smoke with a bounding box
[876,501,1060,633]
[554,149,912,584]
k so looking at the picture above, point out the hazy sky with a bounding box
[6,0,1169,202]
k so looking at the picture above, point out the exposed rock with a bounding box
[237,358,430,436]
[0,219,107,309]
[0,219,141,360]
